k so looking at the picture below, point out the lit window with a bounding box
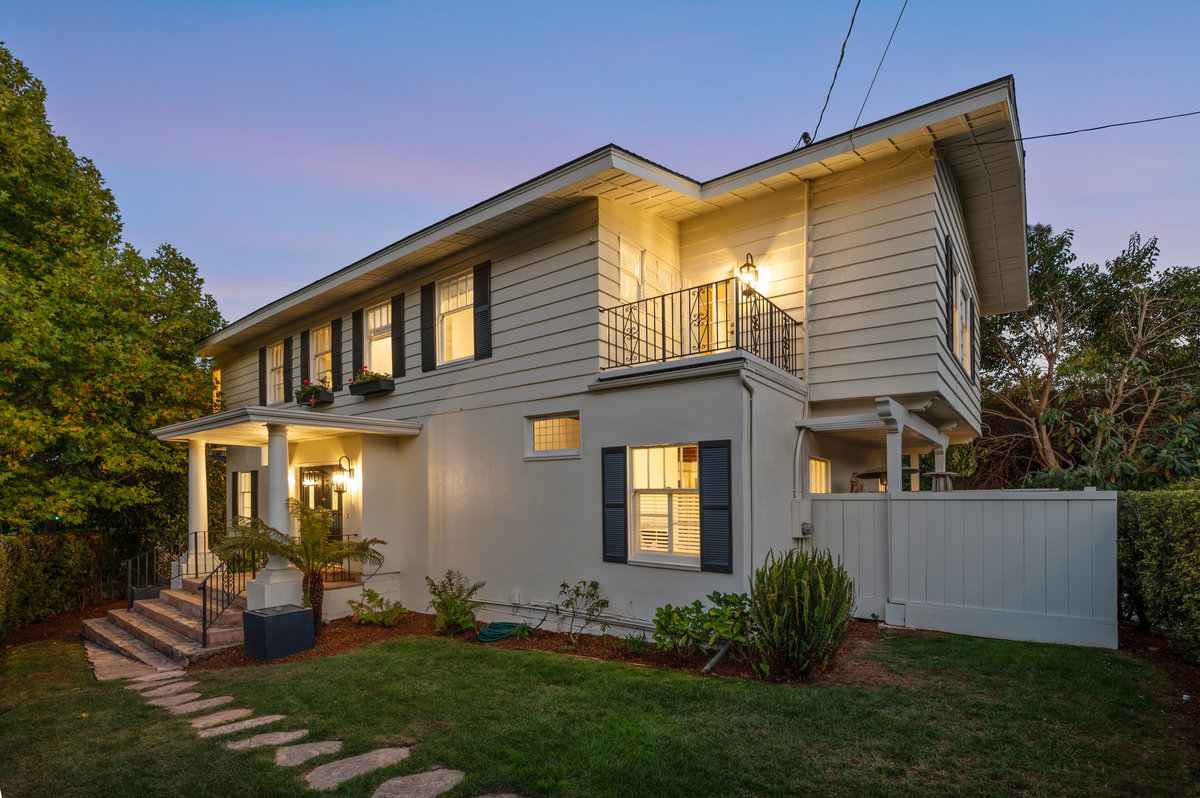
[438,272,474,363]
[212,369,222,411]
[809,457,831,494]
[528,414,581,457]
[311,324,332,387]
[630,444,700,565]
[365,302,392,373]
[268,342,285,403]
[619,240,642,303]
[238,472,254,520]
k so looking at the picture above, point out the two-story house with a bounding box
[149,76,1042,640]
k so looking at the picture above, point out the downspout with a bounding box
[802,179,811,387]
[740,373,755,575]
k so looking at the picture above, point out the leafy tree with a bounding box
[0,43,223,538]
[215,499,386,637]
[970,224,1200,489]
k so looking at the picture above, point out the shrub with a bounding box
[346,588,407,627]
[0,533,104,643]
[652,601,705,660]
[425,570,485,634]
[1119,490,1200,661]
[558,579,609,645]
[748,548,855,679]
[700,591,756,664]
[624,631,649,653]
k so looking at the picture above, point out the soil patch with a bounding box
[2,598,124,650]
[1120,623,1200,753]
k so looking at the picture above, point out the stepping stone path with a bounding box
[372,768,465,798]
[305,747,411,791]
[276,740,344,767]
[227,729,310,750]
[84,642,161,681]
[116,654,527,797]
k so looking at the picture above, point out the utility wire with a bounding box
[851,0,908,136]
[942,109,1200,149]
[796,0,862,150]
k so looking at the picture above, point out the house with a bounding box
[138,75,1116,653]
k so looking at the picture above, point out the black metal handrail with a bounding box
[601,277,803,376]
[198,551,261,648]
[176,530,219,580]
[122,545,179,610]
[321,532,361,585]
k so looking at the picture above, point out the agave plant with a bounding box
[216,498,385,636]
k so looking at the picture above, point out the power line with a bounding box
[937,109,1200,151]
[796,0,862,150]
[851,0,908,135]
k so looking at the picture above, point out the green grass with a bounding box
[1,632,1195,797]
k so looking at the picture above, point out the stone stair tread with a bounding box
[109,608,238,663]
[84,642,157,681]
[304,748,412,791]
[371,768,465,798]
[132,599,243,646]
[161,588,245,625]
[276,740,344,767]
[196,714,286,739]
[81,618,184,672]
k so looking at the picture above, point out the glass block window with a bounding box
[530,414,580,455]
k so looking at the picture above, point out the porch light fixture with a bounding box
[738,253,759,294]
[301,469,320,488]
[332,455,354,495]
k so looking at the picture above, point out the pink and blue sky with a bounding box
[4,1,1198,322]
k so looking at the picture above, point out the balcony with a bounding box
[601,278,804,377]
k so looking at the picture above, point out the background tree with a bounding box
[0,43,223,542]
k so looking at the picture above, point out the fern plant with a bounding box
[425,569,485,634]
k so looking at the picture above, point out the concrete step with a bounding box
[107,608,238,665]
[133,598,243,647]
[81,618,184,672]
[160,589,245,625]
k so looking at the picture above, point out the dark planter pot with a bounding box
[243,604,315,661]
[349,377,395,397]
[296,388,334,408]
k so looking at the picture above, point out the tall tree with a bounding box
[0,43,223,536]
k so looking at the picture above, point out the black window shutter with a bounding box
[945,235,955,350]
[351,309,364,377]
[299,330,310,385]
[391,294,406,377]
[229,470,239,523]
[969,297,977,380]
[601,446,628,563]
[283,337,293,399]
[473,260,492,360]
[331,317,343,391]
[257,348,267,406]
[420,282,436,372]
[699,439,733,573]
[249,471,259,520]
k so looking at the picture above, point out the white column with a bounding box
[908,454,920,492]
[934,445,947,473]
[885,428,903,495]
[246,423,303,610]
[176,438,211,586]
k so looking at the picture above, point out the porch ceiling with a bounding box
[798,413,944,452]
[151,406,422,446]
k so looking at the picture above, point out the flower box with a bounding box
[349,377,395,397]
[296,388,334,408]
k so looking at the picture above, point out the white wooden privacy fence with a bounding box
[810,491,1118,648]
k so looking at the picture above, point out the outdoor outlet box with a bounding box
[243,604,315,662]
[509,589,521,605]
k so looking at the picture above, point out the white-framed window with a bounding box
[630,444,700,566]
[526,413,581,459]
[438,271,474,364]
[237,471,254,519]
[809,457,831,494]
[619,240,643,303]
[268,342,285,403]
[311,324,332,387]
[618,238,680,304]
[365,301,392,373]
[958,286,971,373]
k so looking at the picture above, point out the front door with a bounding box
[298,465,343,540]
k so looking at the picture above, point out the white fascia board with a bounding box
[152,405,423,442]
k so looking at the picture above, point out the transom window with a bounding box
[311,324,332,387]
[365,302,392,372]
[528,414,581,458]
[630,444,700,565]
[438,272,474,363]
[268,342,285,403]
[809,456,831,494]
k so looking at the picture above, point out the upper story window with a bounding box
[438,271,474,364]
[527,413,581,459]
[268,342,285,403]
[630,444,700,566]
[365,302,392,372]
[311,324,332,388]
[809,457,831,494]
[618,238,679,303]
[212,368,222,411]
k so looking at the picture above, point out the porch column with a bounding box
[934,445,947,473]
[884,427,903,495]
[175,438,211,586]
[245,423,303,610]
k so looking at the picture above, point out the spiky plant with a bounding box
[216,498,385,636]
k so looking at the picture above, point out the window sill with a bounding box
[437,355,475,369]
[627,557,701,572]
[524,452,582,461]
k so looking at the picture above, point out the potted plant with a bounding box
[295,379,334,408]
[348,367,394,397]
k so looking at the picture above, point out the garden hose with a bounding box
[477,622,522,642]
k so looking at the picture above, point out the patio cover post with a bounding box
[245,423,303,610]
[187,439,209,567]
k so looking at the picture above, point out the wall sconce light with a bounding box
[738,253,759,294]
[332,455,353,495]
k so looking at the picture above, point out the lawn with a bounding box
[0,629,1195,797]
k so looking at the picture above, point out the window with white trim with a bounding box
[957,285,971,373]
[527,413,581,458]
[630,444,700,565]
[268,342,285,403]
[237,471,254,520]
[438,271,474,363]
[809,457,831,494]
[311,324,332,387]
[365,301,392,373]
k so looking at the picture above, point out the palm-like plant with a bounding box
[216,498,385,636]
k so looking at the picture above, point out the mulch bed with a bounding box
[1120,623,1200,752]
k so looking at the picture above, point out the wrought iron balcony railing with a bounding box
[601,277,803,376]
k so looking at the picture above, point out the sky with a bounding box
[4,1,1199,323]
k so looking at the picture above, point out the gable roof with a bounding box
[200,76,1027,356]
